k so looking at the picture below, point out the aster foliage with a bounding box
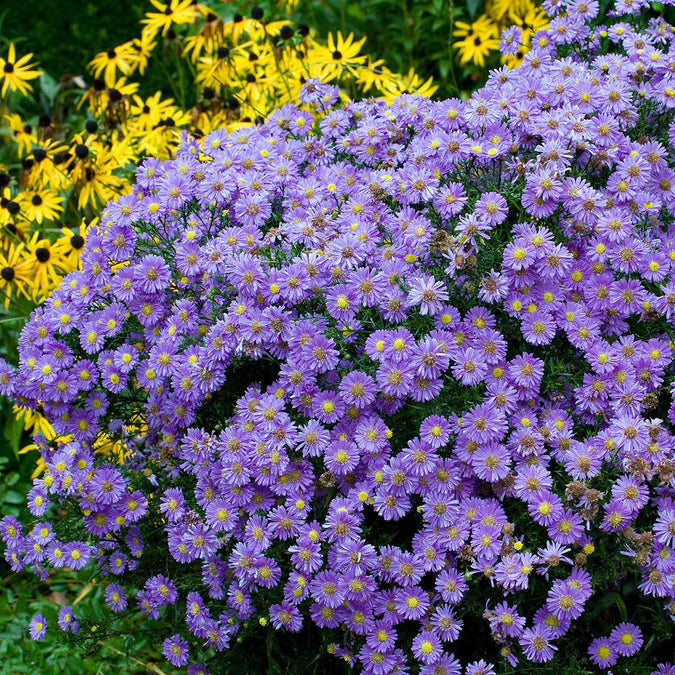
[4,1,675,673]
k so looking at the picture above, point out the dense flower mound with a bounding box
[3,2,675,672]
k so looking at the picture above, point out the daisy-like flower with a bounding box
[588,636,618,668]
[411,629,442,665]
[29,613,47,641]
[0,43,41,96]
[546,579,585,620]
[141,0,197,38]
[487,601,526,638]
[89,466,127,506]
[311,32,367,81]
[609,622,643,657]
[653,506,675,547]
[519,623,557,663]
[471,443,511,482]
[451,347,488,386]
[465,660,496,675]
[452,17,500,67]
[105,583,127,612]
[407,276,449,316]
[474,191,508,226]
[162,634,190,667]
[57,605,79,634]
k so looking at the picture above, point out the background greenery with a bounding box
[0,1,142,80]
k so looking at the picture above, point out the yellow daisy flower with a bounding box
[24,232,67,300]
[453,17,500,67]
[0,43,41,97]
[70,147,125,210]
[0,242,34,309]
[4,113,36,157]
[88,42,139,88]
[52,220,88,273]
[183,13,226,62]
[80,76,139,118]
[376,67,438,102]
[24,138,70,190]
[17,188,64,225]
[309,32,368,82]
[126,32,157,76]
[141,0,200,39]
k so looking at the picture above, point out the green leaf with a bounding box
[465,0,483,19]
[38,72,58,105]
[2,490,25,504]
[613,592,628,622]
[2,410,24,457]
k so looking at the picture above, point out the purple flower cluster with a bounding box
[3,0,675,671]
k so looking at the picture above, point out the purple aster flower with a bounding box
[309,571,345,609]
[465,660,496,675]
[487,601,526,638]
[588,636,619,668]
[609,622,643,657]
[29,613,47,641]
[451,347,488,386]
[519,623,557,662]
[159,488,186,523]
[521,310,556,345]
[145,574,178,606]
[654,506,675,547]
[62,541,91,570]
[471,443,511,482]
[105,583,127,612]
[435,568,468,605]
[408,275,449,316]
[412,629,442,665]
[57,606,78,634]
[89,466,127,505]
[162,634,190,667]
[270,602,303,631]
[187,666,210,675]
[528,491,564,527]
[546,578,585,620]
[651,664,675,675]
[135,254,171,294]
[338,371,377,409]
[394,586,429,620]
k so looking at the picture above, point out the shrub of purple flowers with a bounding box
[3,1,675,673]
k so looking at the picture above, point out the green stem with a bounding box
[447,0,461,97]
[156,47,182,104]
[174,43,186,109]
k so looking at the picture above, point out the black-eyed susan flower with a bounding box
[129,92,183,132]
[18,188,64,225]
[24,232,67,300]
[310,32,367,81]
[376,67,438,102]
[24,138,70,188]
[52,220,88,272]
[126,32,157,76]
[4,113,37,157]
[89,42,139,88]
[183,13,226,61]
[452,17,500,67]
[70,146,125,209]
[196,46,238,93]
[0,43,41,97]
[141,0,200,39]
[0,241,34,309]
[80,77,139,119]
